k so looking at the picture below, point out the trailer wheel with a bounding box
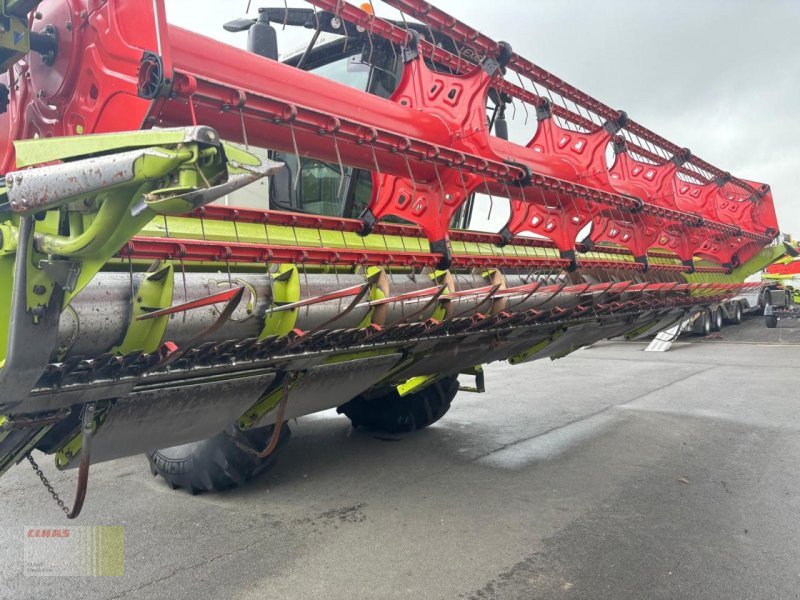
[765,314,778,329]
[693,310,711,337]
[147,423,290,494]
[710,308,724,332]
[338,376,459,434]
[704,310,713,335]
[730,302,743,325]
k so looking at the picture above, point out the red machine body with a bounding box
[0,0,779,270]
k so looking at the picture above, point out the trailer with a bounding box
[763,284,799,328]
[684,283,773,335]
[675,244,795,336]
[683,299,743,336]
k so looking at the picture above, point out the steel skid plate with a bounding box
[61,372,277,468]
[510,317,643,365]
[257,354,403,426]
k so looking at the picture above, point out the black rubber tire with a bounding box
[337,376,459,434]
[765,314,778,329]
[147,423,290,494]
[693,311,711,336]
[731,302,743,325]
[711,308,723,332]
[704,310,713,335]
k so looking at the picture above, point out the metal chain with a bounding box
[27,453,70,517]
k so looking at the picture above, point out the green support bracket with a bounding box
[0,127,273,366]
[54,428,87,470]
[396,374,440,397]
[24,214,56,321]
[53,403,110,470]
[4,128,276,308]
[429,269,451,321]
[508,330,564,365]
[396,363,485,397]
[458,365,485,393]
[358,266,387,328]
[0,244,13,363]
[0,221,17,256]
[111,263,175,355]
[361,352,424,392]
[259,264,301,339]
[237,373,306,430]
[54,423,92,470]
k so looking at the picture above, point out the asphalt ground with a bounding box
[1,314,799,600]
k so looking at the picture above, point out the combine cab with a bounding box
[0,1,787,514]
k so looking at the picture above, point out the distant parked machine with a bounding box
[762,284,798,328]
[672,243,797,338]
[762,247,800,305]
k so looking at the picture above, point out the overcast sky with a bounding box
[166,1,800,235]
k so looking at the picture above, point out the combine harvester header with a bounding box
[0,0,788,514]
